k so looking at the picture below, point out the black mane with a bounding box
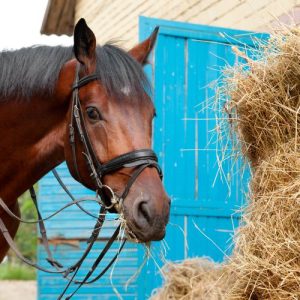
[0,44,149,100]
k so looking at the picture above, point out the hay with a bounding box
[226,28,300,167]
[227,142,300,299]
[224,27,300,299]
[151,258,229,300]
[150,27,300,300]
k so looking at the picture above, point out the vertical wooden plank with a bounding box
[153,34,195,204]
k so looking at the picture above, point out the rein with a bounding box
[0,64,162,299]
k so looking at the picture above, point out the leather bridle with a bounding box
[0,64,163,299]
[69,64,162,211]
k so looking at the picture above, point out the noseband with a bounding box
[69,64,162,211]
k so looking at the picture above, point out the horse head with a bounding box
[62,19,170,242]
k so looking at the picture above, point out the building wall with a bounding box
[75,0,300,48]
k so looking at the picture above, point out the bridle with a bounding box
[0,63,163,299]
[69,63,162,211]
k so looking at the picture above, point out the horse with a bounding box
[0,18,170,262]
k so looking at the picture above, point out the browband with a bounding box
[72,74,98,90]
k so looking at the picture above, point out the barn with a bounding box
[37,1,298,299]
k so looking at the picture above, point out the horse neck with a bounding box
[0,95,69,204]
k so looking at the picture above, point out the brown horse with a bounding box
[0,19,170,262]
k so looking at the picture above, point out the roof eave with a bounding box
[40,0,76,36]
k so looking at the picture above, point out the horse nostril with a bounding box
[129,198,168,242]
[138,201,151,224]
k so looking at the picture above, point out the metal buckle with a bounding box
[101,185,120,211]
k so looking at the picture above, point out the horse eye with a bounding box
[86,107,101,121]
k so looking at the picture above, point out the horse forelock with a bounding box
[95,44,151,101]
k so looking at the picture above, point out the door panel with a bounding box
[138,17,265,298]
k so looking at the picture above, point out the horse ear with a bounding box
[129,27,159,64]
[73,18,96,67]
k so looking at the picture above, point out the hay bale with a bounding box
[226,29,300,167]
[151,258,229,300]
[223,28,300,299]
[151,28,300,300]
[227,142,300,299]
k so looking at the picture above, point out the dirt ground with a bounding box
[0,281,36,300]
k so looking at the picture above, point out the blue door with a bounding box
[137,17,265,297]
[37,17,264,300]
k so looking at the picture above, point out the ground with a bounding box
[0,281,36,300]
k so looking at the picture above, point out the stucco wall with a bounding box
[75,0,300,48]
